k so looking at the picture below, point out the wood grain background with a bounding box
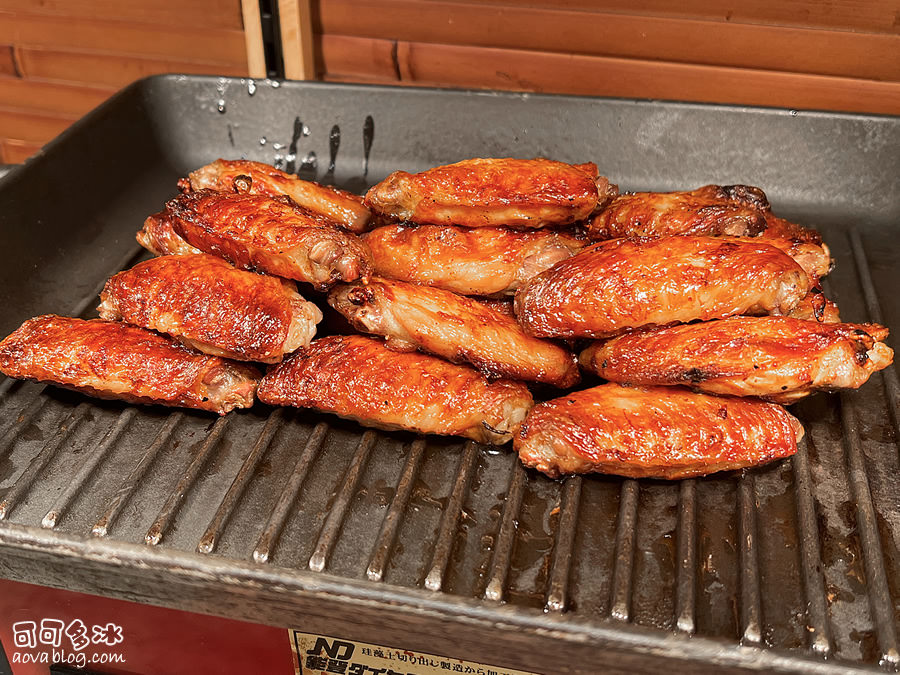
[0,0,249,162]
[315,0,900,113]
[2,0,899,162]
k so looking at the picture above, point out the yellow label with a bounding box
[290,630,539,675]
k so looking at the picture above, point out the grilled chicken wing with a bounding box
[580,317,892,403]
[788,288,841,323]
[515,236,810,338]
[763,215,823,244]
[182,159,373,233]
[730,235,832,283]
[587,185,769,240]
[329,279,579,387]
[258,335,533,444]
[98,254,322,363]
[514,383,803,479]
[164,189,372,289]
[364,158,608,228]
[362,224,587,296]
[0,316,259,414]
[136,212,201,256]
[477,298,515,317]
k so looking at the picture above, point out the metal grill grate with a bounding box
[0,78,898,674]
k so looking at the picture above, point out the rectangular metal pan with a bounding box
[0,76,898,673]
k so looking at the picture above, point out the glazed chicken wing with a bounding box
[364,158,609,228]
[514,383,803,479]
[587,184,769,240]
[328,279,579,387]
[762,215,823,244]
[165,189,372,289]
[788,288,841,323]
[730,235,832,283]
[0,316,259,414]
[136,211,201,256]
[98,254,322,363]
[362,224,587,296]
[514,236,810,338]
[182,159,373,233]
[258,335,533,444]
[580,317,892,403]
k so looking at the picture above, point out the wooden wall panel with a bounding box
[417,0,900,34]
[0,108,76,144]
[0,46,15,77]
[314,0,900,116]
[395,41,900,115]
[15,47,247,89]
[319,1,900,81]
[315,35,399,82]
[0,78,114,117]
[0,0,244,31]
[0,138,42,164]
[0,1,250,163]
[0,12,248,66]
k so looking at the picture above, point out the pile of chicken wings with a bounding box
[0,157,892,479]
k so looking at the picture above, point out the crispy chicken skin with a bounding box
[580,317,892,404]
[788,288,841,323]
[258,335,533,444]
[514,383,803,479]
[164,189,372,289]
[762,215,823,245]
[362,224,587,296]
[0,316,259,414]
[514,236,811,338]
[328,278,579,387]
[477,298,515,317]
[730,235,832,283]
[182,159,372,233]
[587,185,769,240]
[136,211,201,256]
[98,254,322,364]
[364,158,606,228]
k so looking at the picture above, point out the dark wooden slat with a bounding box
[15,46,246,90]
[0,0,244,30]
[0,11,247,66]
[1,138,43,163]
[321,0,900,81]
[0,107,75,145]
[415,0,900,34]
[372,40,900,116]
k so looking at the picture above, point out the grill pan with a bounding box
[0,76,898,674]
